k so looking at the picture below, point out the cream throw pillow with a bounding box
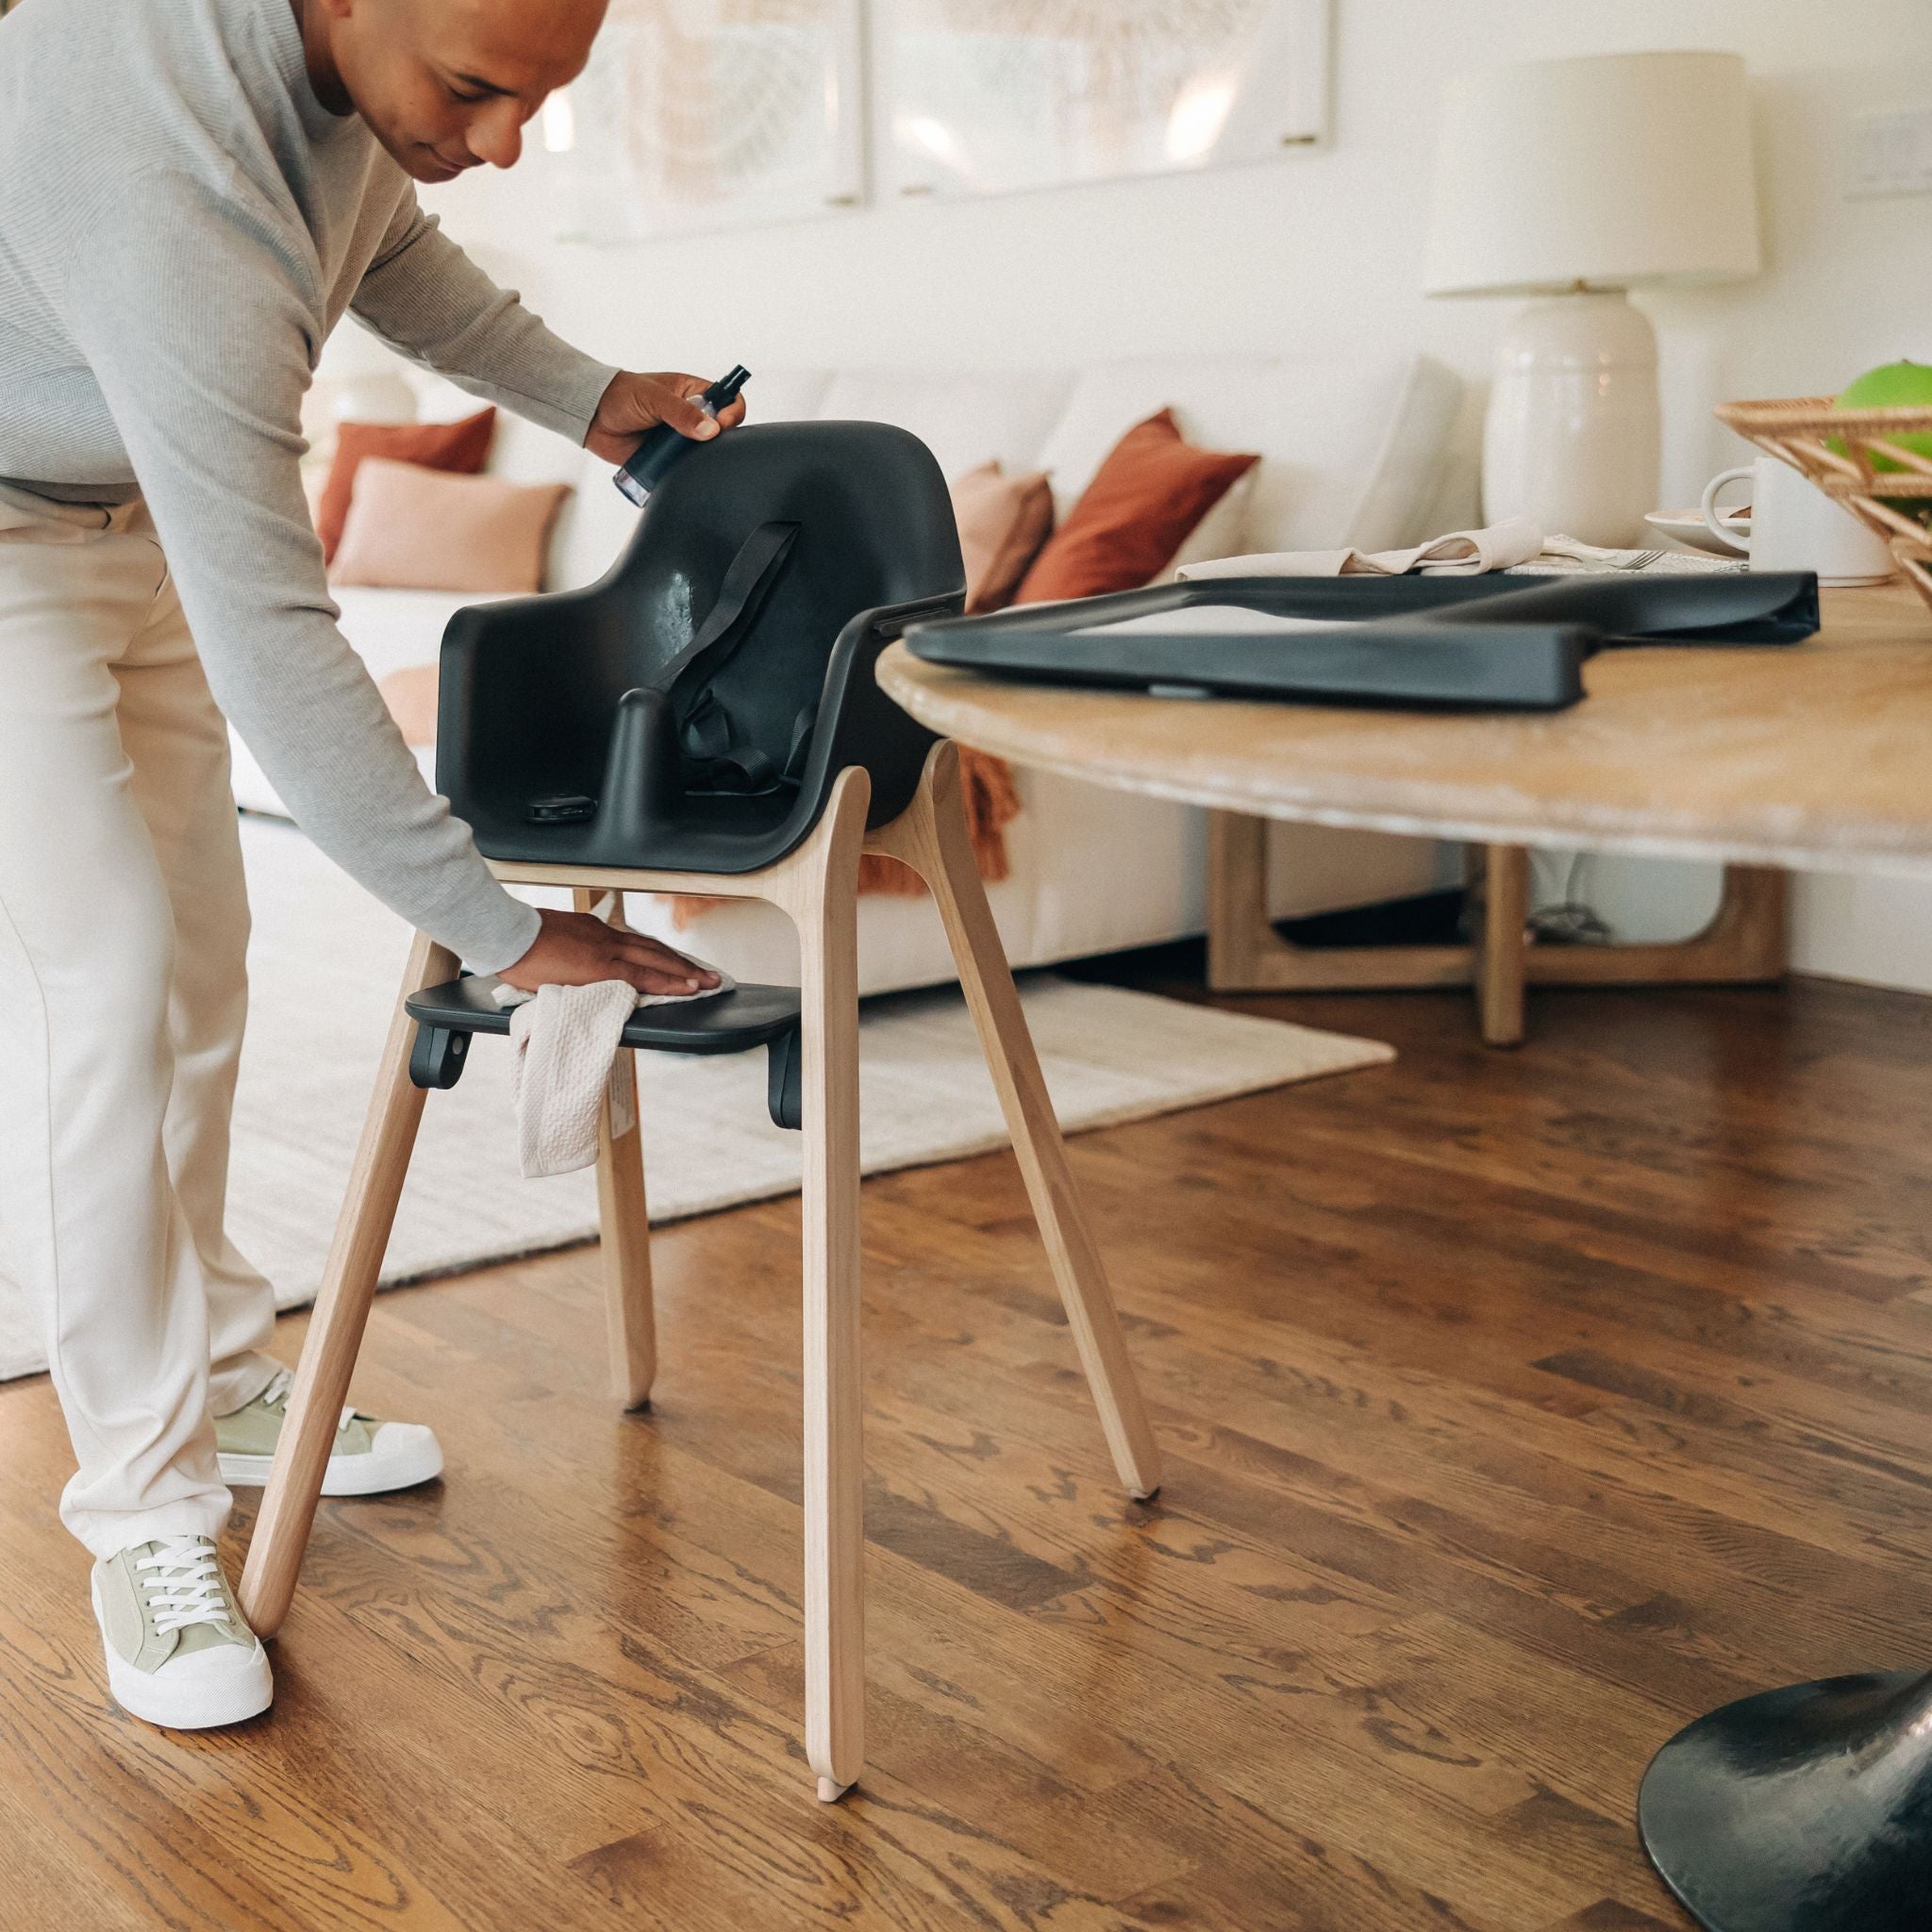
[949,460,1055,613]
[329,457,571,593]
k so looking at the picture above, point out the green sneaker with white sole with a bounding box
[91,1534,273,1729]
[213,1365,443,1496]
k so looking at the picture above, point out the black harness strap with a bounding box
[651,519,799,703]
[644,518,802,794]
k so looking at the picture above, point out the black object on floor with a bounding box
[903,571,1821,713]
[1639,1669,1932,1930]
[1273,887,1469,950]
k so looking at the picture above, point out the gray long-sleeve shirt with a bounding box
[0,0,620,970]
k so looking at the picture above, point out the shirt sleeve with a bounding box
[351,188,617,444]
[61,164,542,974]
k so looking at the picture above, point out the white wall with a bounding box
[347,0,1932,991]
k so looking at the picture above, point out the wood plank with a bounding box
[4,972,1929,1928]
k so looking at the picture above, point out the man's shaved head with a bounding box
[292,0,608,181]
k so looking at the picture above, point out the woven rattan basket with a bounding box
[1714,396,1932,610]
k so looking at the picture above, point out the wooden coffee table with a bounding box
[878,582,1932,1042]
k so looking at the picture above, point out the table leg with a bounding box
[1640,1668,1932,1929]
[1478,844,1529,1049]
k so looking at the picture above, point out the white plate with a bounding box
[1646,509,1749,558]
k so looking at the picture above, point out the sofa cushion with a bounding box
[815,369,1074,480]
[1032,353,1462,555]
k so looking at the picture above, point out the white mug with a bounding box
[1700,457,1895,586]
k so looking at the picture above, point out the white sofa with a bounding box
[249,353,1470,991]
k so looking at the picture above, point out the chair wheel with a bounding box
[408,1023,471,1091]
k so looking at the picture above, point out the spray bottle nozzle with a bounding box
[704,365,752,409]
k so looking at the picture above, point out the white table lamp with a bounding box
[1424,50,1761,545]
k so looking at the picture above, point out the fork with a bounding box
[1539,536,1671,573]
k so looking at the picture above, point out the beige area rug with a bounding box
[0,818,1393,1382]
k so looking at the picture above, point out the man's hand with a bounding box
[499,908,722,997]
[583,370,749,465]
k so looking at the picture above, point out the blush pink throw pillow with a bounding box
[328,458,571,593]
[949,460,1056,613]
[317,406,496,561]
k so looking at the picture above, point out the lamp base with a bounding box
[1481,288,1659,547]
[1639,1668,1932,1931]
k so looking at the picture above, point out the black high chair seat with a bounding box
[436,419,967,874]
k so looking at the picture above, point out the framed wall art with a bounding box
[540,0,866,243]
[872,0,1331,202]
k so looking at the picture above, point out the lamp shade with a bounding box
[1424,50,1761,297]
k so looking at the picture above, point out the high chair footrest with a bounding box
[406,975,803,1057]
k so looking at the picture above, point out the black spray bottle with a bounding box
[612,365,751,507]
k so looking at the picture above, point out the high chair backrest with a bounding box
[437,420,967,875]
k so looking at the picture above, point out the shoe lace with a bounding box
[258,1367,354,1431]
[135,1537,234,1635]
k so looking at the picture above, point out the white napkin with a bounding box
[1177,519,1743,583]
[1177,517,1545,582]
[491,896,734,1177]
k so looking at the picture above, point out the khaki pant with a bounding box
[0,480,280,1558]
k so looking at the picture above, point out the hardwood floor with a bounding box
[3,968,1929,1930]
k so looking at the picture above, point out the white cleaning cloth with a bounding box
[491,900,734,1177]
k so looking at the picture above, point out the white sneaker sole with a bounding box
[218,1425,444,1497]
[90,1574,273,1731]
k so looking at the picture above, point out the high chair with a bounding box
[237,420,1162,1802]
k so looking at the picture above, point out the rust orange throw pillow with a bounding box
[1013,408,1257,605]
[316,406,497,561]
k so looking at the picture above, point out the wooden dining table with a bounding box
[877,575,1932,1932]
[881,581,1932,1033]
[879,578,1932,890]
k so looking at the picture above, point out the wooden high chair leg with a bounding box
[575,888,657,1409]
[869,743,1164,1501]
[240,928,457,1641]
[771,769,874,1803]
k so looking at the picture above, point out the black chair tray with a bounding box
[406,975,801,1057]
[902,571,1820,715]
